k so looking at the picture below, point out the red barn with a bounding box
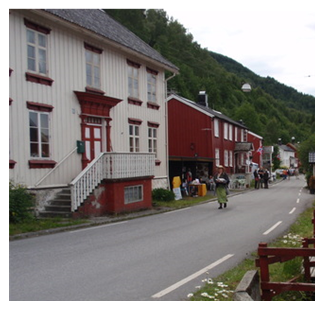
[167,93,261,186]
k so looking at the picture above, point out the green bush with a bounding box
[152,188,175,202]
[9,182,35,223]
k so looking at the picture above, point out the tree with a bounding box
[234,102,262,134]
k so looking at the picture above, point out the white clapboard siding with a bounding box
[9,9,168,189]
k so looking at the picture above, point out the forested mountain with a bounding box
[104,9,315,145]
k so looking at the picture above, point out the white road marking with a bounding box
[151,254,234,298]
[289,207,296,214]
[263,221,282,235]
[297,198,300,203]
[69,221,128,233]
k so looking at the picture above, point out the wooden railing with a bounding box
[70,152,155,211]
[255,241,315,300]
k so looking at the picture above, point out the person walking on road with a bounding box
[215,165,230,209]
[253,169,260,189]
[263,168,269,189]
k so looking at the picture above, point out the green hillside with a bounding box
[105,9,315,145]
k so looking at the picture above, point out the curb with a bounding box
[10,179,283,241]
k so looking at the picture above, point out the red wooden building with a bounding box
[167,93,263,185]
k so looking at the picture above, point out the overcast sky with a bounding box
[7,0,318,97]
[164,1,316,96]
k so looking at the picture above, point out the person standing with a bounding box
[253,169,260,189]
[258,166,264,188]
[263,169,269,188]
[215,165,230,209]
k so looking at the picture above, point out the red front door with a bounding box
[84,117,102,164]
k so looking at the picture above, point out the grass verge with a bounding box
[9,218,89,236]
[189,205,315,301]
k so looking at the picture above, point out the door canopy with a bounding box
[74,91,122,117]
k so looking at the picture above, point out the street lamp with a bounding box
[241,83,252,92]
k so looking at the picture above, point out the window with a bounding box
[29,111,50,158]
[147,69,157,103]
[124,185,143,204]
[27,29,47,75]
[224,150,229,167]
[215,148,220,167]
[85,50,101,89]
[235,127,238,141]
[128,61,140,99]
[214,119,219,137]
[229,150,233,167]
[129,124,140,152]
[224,123,228,140]
[241,129,247,142]
[148,127,157,157]
[229,124,233,141]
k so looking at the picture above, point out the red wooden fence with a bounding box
[256,242,315,300]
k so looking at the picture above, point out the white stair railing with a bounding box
[70,152,155,211]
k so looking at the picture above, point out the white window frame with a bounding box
[148,127,157,157]
[214,119,219,137]
[129,124,140,153]
[85,49,101,89]
[224,123,228,140]
[215,148,220,167]
[224,150,229,167]
[229,124,233,141]
[128,66,139,99]
[229,150,233,167]
[29,111,50,159]
[124,185,143,204]
[147,72,157,103]
[27,29,47,75]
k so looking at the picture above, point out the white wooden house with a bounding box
[9,9,178,217]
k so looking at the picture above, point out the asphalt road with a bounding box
[9,177,314,301]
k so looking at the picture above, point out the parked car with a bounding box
[275,169,285,177]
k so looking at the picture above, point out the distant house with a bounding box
[167,93,263,185]
[9,9,178,216]
[247,131,263,169]
[278,144,298,168]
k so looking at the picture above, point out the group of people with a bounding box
[253,166,270,189]
[182,166,230,209]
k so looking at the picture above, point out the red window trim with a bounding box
[29,160,57,169]
[127,59,141,68]
[146,67,158,75]
[9,160,17,169]
[148,121,160,128]
[128,97,142,106]
[24,18,51,34]
[128,118,142,125]
[26,72,54,86]
[85,86,105,95]
[147,102,160,110]
[84,42,103,54]
[26,101,54,112]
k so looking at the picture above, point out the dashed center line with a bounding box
[263,221,282,235]
[289,207,296,214]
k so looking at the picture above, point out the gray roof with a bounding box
[43,9,179,72]
[168,94,247,128]
[234,142,254,152]
[279,145,295,152]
